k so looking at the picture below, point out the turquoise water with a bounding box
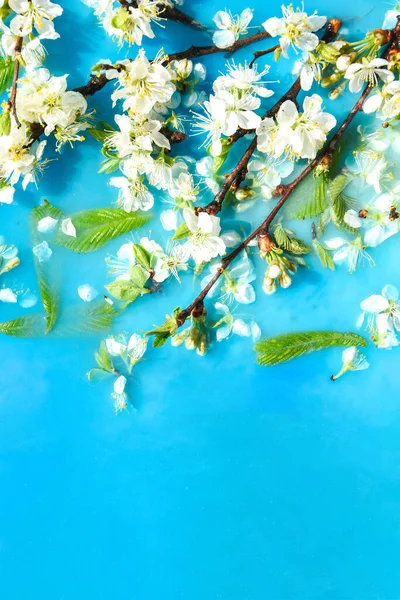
[1,1,400,598]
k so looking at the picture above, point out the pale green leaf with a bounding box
[54,208,151,253]
[0,314,45,337]
[255,330,367,367]
[0,57,14,95]
[172,222,190,241]
[273,223,311,255]
[312,238,335,270]
[290,175,329,220]
[54,302,120,336]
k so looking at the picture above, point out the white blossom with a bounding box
[331,346,369,380]
[257,94,336,160]
[358,284,400,349]
[183,208,226,265]
[344,58,394,94]
[201,251,256,304]
[263,5,326,57]
[78,284,98,302]
[212,8,253,49]
[324,236,374,272]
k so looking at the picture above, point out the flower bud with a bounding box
[262,275,277,295]
[171,331,187,347]
[235,187,254,201]
[197,341,207,356]
[279,272,292,289]
[185,337,196,350]
[336,54,352,72]
[267,262,281,279]
[328,83,346,100]
[274,47,281,61]
[321,73,342,88]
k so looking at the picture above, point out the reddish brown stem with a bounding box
[166,30,272,63]
[249,44,280,68]
[7,36,23,127]
[176,17,400,327]
[197,19,342,216]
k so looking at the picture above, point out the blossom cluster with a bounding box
[83,0,176,47]
[0,1,91,204]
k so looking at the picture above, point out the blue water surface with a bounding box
[1,1,400,598]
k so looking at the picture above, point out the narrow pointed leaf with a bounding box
[54,208,151,253]
[255,330,367,367]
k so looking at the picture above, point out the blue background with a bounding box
[1,1,400,598]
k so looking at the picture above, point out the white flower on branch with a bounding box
[256,94,336,160]
[345,150,392,194]
[183,208,226,265]
[0,20,58,71]
[248,155,294,200]
[17,68,88,136]
[344,58,394,94]
[263,5,326,57]
[213,61,275,99]
[107,51,176,114]
[212,8,253,49]
[9,0,63,38]
[363,81,400,118]
[0,124,47,188]
[201,251,256,305]
[140,236,190,282]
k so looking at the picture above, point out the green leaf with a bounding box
[312,238,335,270]
[36,268,59,333]
[273,223,311,255]
[54,208,151,253]
[212,139,232,175]
[172,222,190,241]
[0,57,14,95]
[87,368,113,382]
[55,302,120,336]
[88,121,115,143]
[0,314,45,337]
[329,174,350,203]
[291,175,329,220]
[31,199,64,222]
[255,330,367,367]
[132,243,152,271]
[30,200,62,333]
[105,279,143,304]
[98,155,121,174]
[95,340,115,372]
[331,194,359,235]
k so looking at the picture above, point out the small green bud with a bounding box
[273,47,281,61]
[0,110,11,136]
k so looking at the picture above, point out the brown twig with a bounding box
[7,36,23,127]
[175,17,400,328]
[118,0,206,30]
[197,19,342,216]
[249,44,280,68]
[166,30,272,62]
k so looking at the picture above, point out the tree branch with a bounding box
[7,36,23,127]
[175,17,400,328]
[197,18,342,216]
[118,0,206,30]
[249,44,280,68]
[166,30,272,62]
